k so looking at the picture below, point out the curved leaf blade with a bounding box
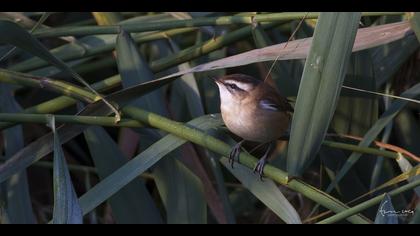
[115,29,166,113]
[287,12,362,176]
[48,116,83,224]
[0,84,36,224]
[220,159,301,224]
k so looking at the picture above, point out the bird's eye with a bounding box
[227,83,238,90]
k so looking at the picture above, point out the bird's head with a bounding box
[214,74,261,106]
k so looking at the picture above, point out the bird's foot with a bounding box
[253,158,268,180]
[229,141,244,168]
[253,141,275,180]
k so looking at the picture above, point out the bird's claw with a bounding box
[229,142,243,168]
[253,158,267,180]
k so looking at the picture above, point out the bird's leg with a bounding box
[253,141,276,180]
[229,139,245,168]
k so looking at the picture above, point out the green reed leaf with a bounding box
[287,12,362,176]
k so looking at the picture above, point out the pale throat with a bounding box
[219,87,248,129]
[218,87,240,112]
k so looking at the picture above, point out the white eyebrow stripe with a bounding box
[224,80,252,91]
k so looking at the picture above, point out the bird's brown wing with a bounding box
[258,84,294,113]
[259,98,294,113]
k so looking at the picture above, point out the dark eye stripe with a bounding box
[225,83,243,91]
[228,83,237,89]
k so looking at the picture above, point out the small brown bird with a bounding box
[214,74,293,178]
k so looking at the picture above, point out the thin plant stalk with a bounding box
[0,113,144,128]
[33,12,404,38]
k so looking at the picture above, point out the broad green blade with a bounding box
[84,126,163,224]
[374,194,398,224]
[220,159,301,224]
[287,12,362,176]
[48,116,83,224]
[0,84,36,224]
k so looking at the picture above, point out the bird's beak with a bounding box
[212,77,222,85]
